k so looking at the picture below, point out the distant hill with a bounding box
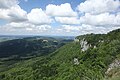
[0,36,73,59]
[0,29,120,80]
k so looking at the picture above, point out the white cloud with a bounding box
[77,0,120,35]
[55,17,80,25]
[7,22,33,29]
[63,25,80,32]
[28,8,53,25]
[8,5,27,22]
[80,24,106,34]
[57,25,81,32]
[0,0,19,9]
[7,22,51,31]
[55,24,106,35]
[36,25,51,31]
[81,24,94,31]
[26,28,33,31]
[46,3,77,17]
[0,1,27,22]
[80,13,120,26]
[0,0,120,36]
[77,0,120,14]
[55,23,120,35]
[0,22,52,35]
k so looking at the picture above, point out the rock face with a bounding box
[106,59,120,74]
[93,46,96,49]
[73,58,79,65]
[80,39,90,51]
[74,38,79,42]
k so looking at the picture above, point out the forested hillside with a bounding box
[0,29,120,80]
[0,36,72,59]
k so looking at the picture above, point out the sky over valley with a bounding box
[0,0,120,36]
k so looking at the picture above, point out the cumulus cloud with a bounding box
[80,13,120,26]
[56,24,113,35]
[79,24,109,34]
[0,0,120,36]
[76,0,120,35]
[28,8,53,25]
[63,25,80,32]
[7,22,51,31]
[46,3,79,25]
[0,22,52,35]
[0,0,19,9]
[77,0,120,14]
[0,1,53,35]
[46,3,77,17]
[57,25,81,33]
[7,22,33,29]
[0,0,27,22]
[36,25,51,31]
[55,17,80,25]
[7,5,27,22]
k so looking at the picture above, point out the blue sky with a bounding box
[0,0,120,36]
[19,0,84,12]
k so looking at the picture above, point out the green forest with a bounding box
[0,29,120,80]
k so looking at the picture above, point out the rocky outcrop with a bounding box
[73,58,79,65]
[93,45,96,49]
[74,38,79,42]
[105,59,120,75]
[80,39,91,51]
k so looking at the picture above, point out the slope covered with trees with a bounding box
[0,36,72,59]
[0,29,120,80]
